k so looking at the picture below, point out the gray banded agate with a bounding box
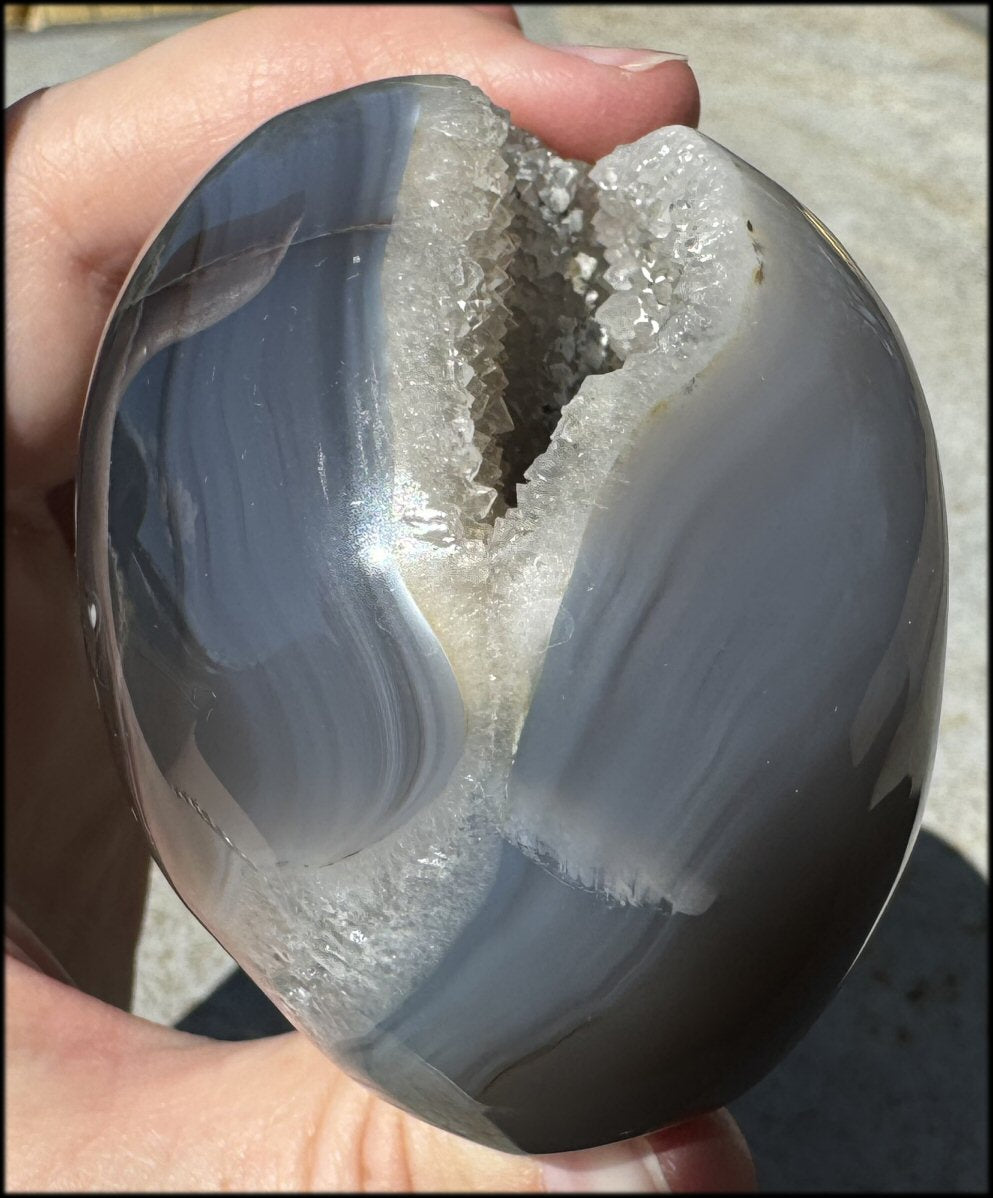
[76,76,947,1154]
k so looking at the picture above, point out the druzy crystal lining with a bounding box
[76,75,946,1154]
[220,84,762,1068]
[378,82,756,913]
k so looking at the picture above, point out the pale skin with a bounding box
[5,6,757,1190]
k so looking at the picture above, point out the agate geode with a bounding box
[76,76,947,1153]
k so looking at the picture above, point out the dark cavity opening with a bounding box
[491,137,620,513]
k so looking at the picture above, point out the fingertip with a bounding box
[654,59,701,130]
[470,4,521,25]
[487,45,700,162]
[647,1109,758,1193]
[564,56,700,159]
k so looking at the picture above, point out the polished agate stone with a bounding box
[76,76,947,1153]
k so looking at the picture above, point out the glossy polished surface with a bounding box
[77,76,947,1153]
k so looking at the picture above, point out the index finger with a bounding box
[4,3,697,492]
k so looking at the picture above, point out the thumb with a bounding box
[162,1029,756,1192]
[7,959,755,1191]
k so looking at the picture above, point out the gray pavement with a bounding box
[6,5,987,1191]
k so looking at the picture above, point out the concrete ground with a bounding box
[6,5,987,1191]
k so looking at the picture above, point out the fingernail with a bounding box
[538,1136,672,1192]
[550,44,688,72]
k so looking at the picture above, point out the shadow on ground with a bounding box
[731,830,988,1192]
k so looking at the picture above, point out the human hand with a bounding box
[5,5,755,1188]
